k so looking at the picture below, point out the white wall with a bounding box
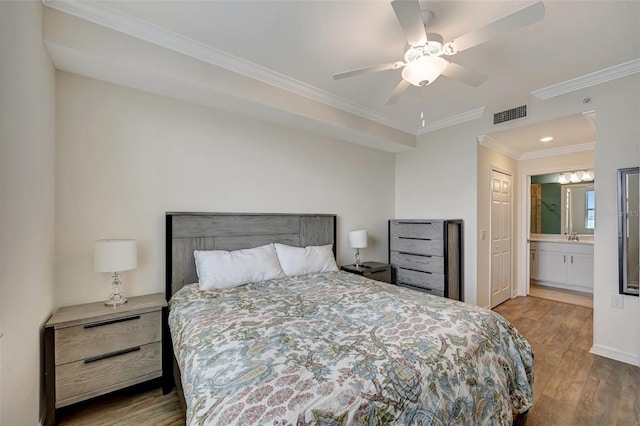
[55,72,396,307]
[396,122,479,304]
[590,75,640,366]
[396,74,640,365]
[0,2,56,424]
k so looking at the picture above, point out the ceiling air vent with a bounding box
[493,105,527,125]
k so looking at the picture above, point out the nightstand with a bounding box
[44,293,166,426]
[341,261,392,283]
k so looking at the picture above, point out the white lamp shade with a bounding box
[402,56,447,87]
[349,230,368,249]
[94,239,137,272]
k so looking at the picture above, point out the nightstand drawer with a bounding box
[390,251,444,274]
[395,267,445,291]
[363,268,392,283]
[55,311,161,365]
[55,341,162,406]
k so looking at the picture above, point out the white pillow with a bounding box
[274,243,338,277]
[194,244,285,290]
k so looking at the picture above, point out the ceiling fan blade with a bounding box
[441,62,488,87]
[391,0,428,47]
[447,1,545,53]
[333,62,404,80]
[385,79,411,105]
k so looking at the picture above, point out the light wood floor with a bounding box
[496,296,639,425]
[529,283,593,308]
[59,296,638,425]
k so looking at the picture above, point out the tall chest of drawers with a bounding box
[389,219,463,300]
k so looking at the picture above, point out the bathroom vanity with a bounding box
[530,235,594,293]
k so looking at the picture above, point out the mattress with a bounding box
[169,271,533,425]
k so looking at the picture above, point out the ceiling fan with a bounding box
[333,0,545,105]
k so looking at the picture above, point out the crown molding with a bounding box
[519,142,595,160]
[477,135,595,161]
[531,58,640,100]
[418,106,486,135]
[477,134,520,160]
[42,0,416,134]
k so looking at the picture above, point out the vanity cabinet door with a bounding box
[536,250,567,284]
[567,253,594,289]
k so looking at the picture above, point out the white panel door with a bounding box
[491,170,512,308]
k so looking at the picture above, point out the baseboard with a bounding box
[590,344,640,367]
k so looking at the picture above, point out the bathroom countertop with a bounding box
[530,234,594,245]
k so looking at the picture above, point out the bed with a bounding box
[164,212,534,425]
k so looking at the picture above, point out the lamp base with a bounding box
[105,295,127,307]
[105,272,127,307]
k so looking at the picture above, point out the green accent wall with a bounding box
[531,173,560,184]
[541,183,561,234]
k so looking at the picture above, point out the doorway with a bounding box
[527,170,595,308]
[480,112,597,305]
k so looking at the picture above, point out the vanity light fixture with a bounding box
[558,170,595,184]
[582,170,594,181]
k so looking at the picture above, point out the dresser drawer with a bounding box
[395,267,445,291]
[55,311,161,365]
[390,236,443,256]
[390,251,444,274]
[398,283,445,298]
[390,221,443,239]
[55,341,162,406]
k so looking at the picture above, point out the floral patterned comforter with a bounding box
[169,271,533,426]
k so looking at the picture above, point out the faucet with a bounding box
[568,232,579,241]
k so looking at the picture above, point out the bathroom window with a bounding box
[585,190,595,229]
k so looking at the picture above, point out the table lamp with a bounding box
[94,239,137,307]
[349,230,368,268]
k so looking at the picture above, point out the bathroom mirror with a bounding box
[619,167,639,296]
[531,172,595,235]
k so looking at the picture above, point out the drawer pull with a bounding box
[84,346,141,364]
[84,315,141,329]
[398,237,432,241]
[398,282,432,291]
[399,267,432,274]
[397,221,432,225]
[398,251,432,258]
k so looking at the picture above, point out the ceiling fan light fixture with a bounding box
[402,56,447,86]
[442,42,457,56]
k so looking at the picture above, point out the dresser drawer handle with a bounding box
[84,315,141,329]
[398,282,432,291]
[398,251,432,258]
[397,221,432,225]
[399,267,432,274]
[398,237,432,241]
[84,346,141,364]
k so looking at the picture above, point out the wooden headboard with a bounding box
[165,212,337,300]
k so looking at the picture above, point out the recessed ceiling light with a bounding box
[540,136,554,142]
